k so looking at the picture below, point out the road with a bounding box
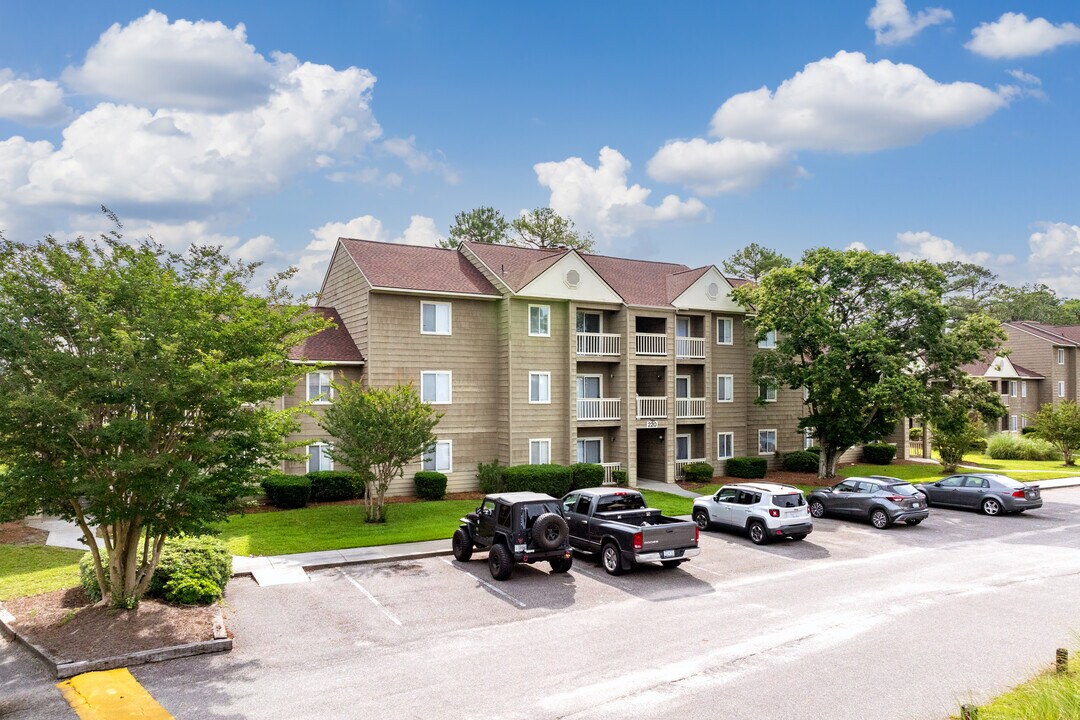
[4,487,1080,719]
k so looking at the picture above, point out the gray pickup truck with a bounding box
[560,487,700,575]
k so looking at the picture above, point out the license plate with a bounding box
[661,550,675,559]
[912,502,921,508]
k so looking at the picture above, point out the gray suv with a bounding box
[807,476,929,529]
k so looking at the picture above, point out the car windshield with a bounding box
[520,502,562,528]
[596,493,646,512]
[985,474,1024,488]
[772,494,805,508]
[887,483,920,496]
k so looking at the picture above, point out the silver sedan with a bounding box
[915,473,1042,515]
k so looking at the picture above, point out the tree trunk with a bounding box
[818,446,842,479]
[108,521,153,608]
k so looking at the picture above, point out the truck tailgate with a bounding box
[639,521,696,553]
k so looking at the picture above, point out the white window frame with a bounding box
[759,381,777,403]
[529,371,551,404]
[1058,348,1066,365]
[528,304,551,337]
[307,442,334,473]
[758,429,777,455]
[1010,415,1018,432]
[576,310,602,333]
[529,438,551,465]
[576,437,603,464]
[675,374,691,399]
[716,432,734,460]
[306,370,334,404]
[576,374,603,399]
[675,433,692,461]
[1021,381,1027,398]
[716,374,734,403]
[1000,380,1010,397]
[1059,381,1066,398]
[1010,381,1017,398]
[421,371,453,405]
[758,330,776,349]
[716,316,733,345]
[422,439,453,473]
[420,301,452,335]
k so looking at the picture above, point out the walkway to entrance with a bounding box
[636,479,701,498]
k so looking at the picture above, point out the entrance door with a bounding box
[576,438,602,464]
[676,317,690,338]
[577,375,601,399]
[676,434,691,461]
[676,375,690,399]
[577,311,601,333]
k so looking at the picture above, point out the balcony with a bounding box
[576,397,621,421]
[601,462,622,485]
[675,337,706,359]
[576,332,621,357]
[675,397,706,419]
[636,396,668,419]
[635,333,667,356]
[675,458,710,478]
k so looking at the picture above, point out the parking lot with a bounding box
[6,487,1080,720]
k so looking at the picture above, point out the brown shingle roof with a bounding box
[1005,321,1080,347]
[340,238,499,296]
[666,267,711,304]
[579,253,691,307]
[289,307,365,363]
[463,242,568,291]
[960,352,1044,380]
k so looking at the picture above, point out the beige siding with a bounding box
[509,299,572,467]
[318,244,371,368]
[282,366,364,475]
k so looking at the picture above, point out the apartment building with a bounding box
[960,353,1042,432]
[283,238,809,494]
[1000,322,1080,411]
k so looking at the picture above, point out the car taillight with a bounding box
[887,496,905,502]
[769,509,780,517]
[694,526,699,543]
[1012,490,1026,498]
[633,532,643,551]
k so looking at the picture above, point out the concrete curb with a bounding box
[0,602,232,679]
[231,547,454,578]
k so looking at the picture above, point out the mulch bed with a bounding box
[0,521,47,546]
[4,587,222,663]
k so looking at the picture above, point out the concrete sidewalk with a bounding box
[637,479,701,497]
[232,538,452,586]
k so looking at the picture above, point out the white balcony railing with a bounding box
[601,462,622,485]
[576,397,621,421]
[576,332,621,356]
[676,337,706,359]
[635,333,667,356]
[636,396,668,419]
[675,397,707,419]
[675,457,710,478]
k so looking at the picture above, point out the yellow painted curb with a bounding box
[56,668,173,720]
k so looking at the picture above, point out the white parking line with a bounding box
[440,559,527,608]
[339,569,403,626]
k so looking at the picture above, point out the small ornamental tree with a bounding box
[1030,401,1080,466]
[319,382,441,522]
[0,218,327,608]
[928,377,1006,472]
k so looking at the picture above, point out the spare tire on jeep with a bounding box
[531,512,569,550]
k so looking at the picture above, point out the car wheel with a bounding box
[789,533,808,541]
[452,528,473,562]
[904,519,922,526]
[870,508,892,529]
[660,560,683,569]
[601,542,626,576]
[693,509,710,531]
[809,500,826,518]
[549,556,573,573]
[487,543,513,581]
[531,513,569,550]
[748,521,769,545]
[982,498,1003,516]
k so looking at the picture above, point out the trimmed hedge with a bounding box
[477,459,504,494]
[1020,426,1038,435]
[414,471,448,500]
[569,463,605,490]
[781,450,819,473]
[682,462,714,483]
[805,445,821,456]
[861,443,896,465]
[612,470,628,487]
[725,456,768,479]
[80,534,231,606]
[502,464,573,497]
[307,470,364,502]
[262,473,312,509]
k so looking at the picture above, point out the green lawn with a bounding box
[839,463,1074,483]
[952,653,1080,719]
[0,545,84,600]
[932,451,1080,473]
[637,489,696,516]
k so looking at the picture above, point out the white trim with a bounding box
[528,304,551,337]
[715,316,733,345]
[716,374,734,403]
[576,436,604,464]
[306,370,334,404]
[675,433,692,461]
[307,442,334,473]
[1021,381,1027,398]
[758,429,777,455]
[576,310,603,334]
[576,374,603,399]
[1010,415,1018,432]
[421,370,453,404]
[758,381,777,403]
[1059,380,1066,398]
[423,439,453,473]
[675,374,691,399]
[529,438,552,465]
[420,300,452,335]
[1010,381,1017,398]
[716,432,734,460]
[1059,348,1066,365]
[529,371,552,404]
[758,330,776,349]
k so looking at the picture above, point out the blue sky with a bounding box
[1,1,1078,292]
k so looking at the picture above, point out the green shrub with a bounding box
[804,445,821,456]
[862,442,896,465]
[502,464,573,497]
[262,473,311,508]
[781,451,819,473]
[79,551,107,602]
[985,433,1061,461]
[414,471,448,500]
[681,462,714,482]
[306,470,364,502]
[569,463,605,490]
[164,572,222,605]
[477,459,504,494]
[724,457,768,479]
[612,470,628,487]
[1020,426,1038,435]
[970,436,988,452]
[909,427,923,441]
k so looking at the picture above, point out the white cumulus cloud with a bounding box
[534,146,706,239]
[1027,222,1080,294]
[1006,69,1041,85]
[646,137,799,195]
[381,136,460,185]
[895,230,1015,265]
[966,13,1080,59]
[867,0,953,46]
[0,70,70,125]
[710,51,1010,154]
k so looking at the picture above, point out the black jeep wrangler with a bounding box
[452,492,572,581]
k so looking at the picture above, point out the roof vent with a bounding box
[565,269,580,288]
[707,282,720,299]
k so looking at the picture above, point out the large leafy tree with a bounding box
[721,243,792,282]
[1030,401,1080,466]
[439,206,511,249]
[511,207,594,252]
[928,376,1006,472]
[0,221,327,607]
[732,248,1004,479]
[319,382,441,522]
